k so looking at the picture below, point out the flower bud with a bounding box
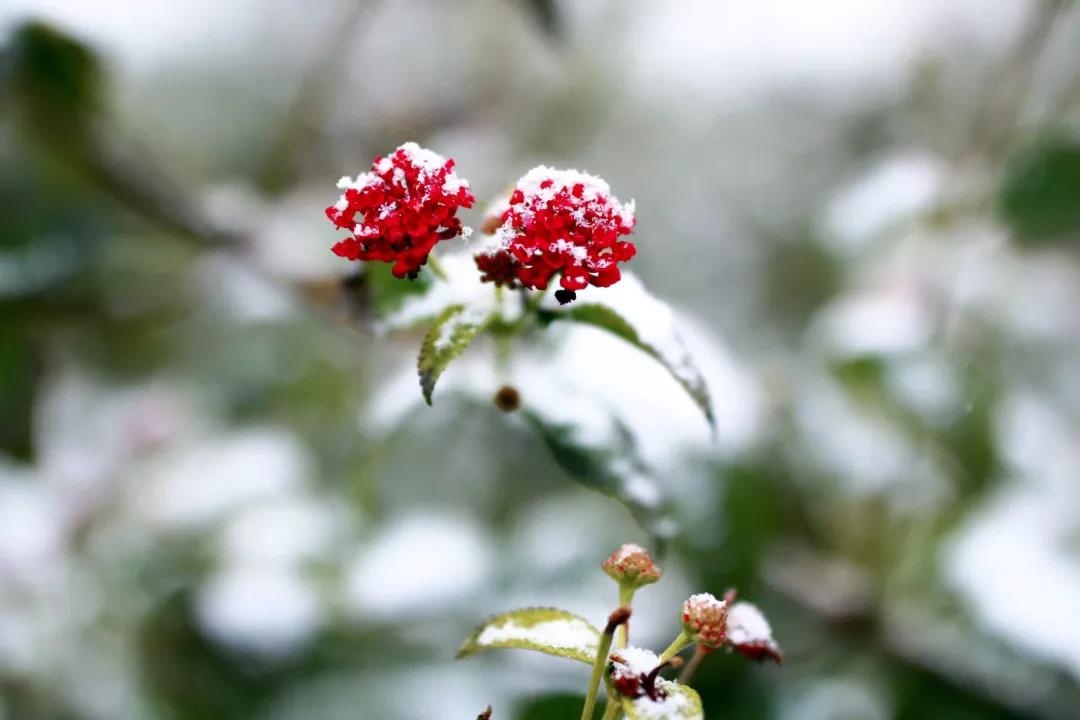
[680,592,728,648]
[726,601,783,663]
[602,544,661,588]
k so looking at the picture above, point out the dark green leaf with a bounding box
[999,135,1080,244]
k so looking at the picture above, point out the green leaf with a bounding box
[524,410,677,547]
[457,607,600,664]
[999,135,1080,244]
[540,302,714,431]
[621,681,703,720]
[417,304,490,405]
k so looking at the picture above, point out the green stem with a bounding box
[581,609,629,720]
[600,696,622,720]
[658,630,693,663]
[426,252,449,281]
[616,585,635,649]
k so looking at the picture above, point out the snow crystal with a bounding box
[726,602,773,646]
[477,617,598,656]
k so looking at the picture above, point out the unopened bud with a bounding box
[602,543,662,588]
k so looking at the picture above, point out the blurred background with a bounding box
[2,1,1080,718]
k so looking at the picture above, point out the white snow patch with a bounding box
[945,480,1080,680]
[133,428,309,530]
[611,646,659,675]
[823,151,946,253]
[625,679,696,719]
[477,617,598,657]
[343,512,493,621]
[197,565,323,658]
[726,601,774,646]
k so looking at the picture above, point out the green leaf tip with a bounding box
[417,304,490,405]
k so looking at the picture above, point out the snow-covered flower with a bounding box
[474,166,636,303]
[681,592,728,648]
[602,543,662,588]
[325,142,475,279]
[726,600,783,663]
[608,647,667,701]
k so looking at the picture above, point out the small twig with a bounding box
[677,645,709,685]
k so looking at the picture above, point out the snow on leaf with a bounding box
[524,409,678,546]
[621,680,703,720]
[417,304,491,405]
[540,278,714,431]
[456,607,600,664]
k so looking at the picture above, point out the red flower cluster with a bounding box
[326,142,475,279]
[475,166,636,303]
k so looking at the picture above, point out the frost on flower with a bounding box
[726,601,783,663]
[325,142,475,279]
[474,166,636,303]
[610,648,704,720]
[681,592,728,648]
[602,543,662,588]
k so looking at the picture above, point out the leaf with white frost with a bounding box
[524,410,677,546]
[417,304,490,405]
[621,681,703,720]
[456,607,600,664]
[539,278,714,431]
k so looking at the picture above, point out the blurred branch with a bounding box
[257,0,382,194]
[971,0,1070,157]
[765,542,1080,720]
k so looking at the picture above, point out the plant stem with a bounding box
[427,252,449,281]
[581,608,630,720]
[658,630,692,663]
[616,585,635,649]
[600,696,622,720]
[678,645,709,685]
